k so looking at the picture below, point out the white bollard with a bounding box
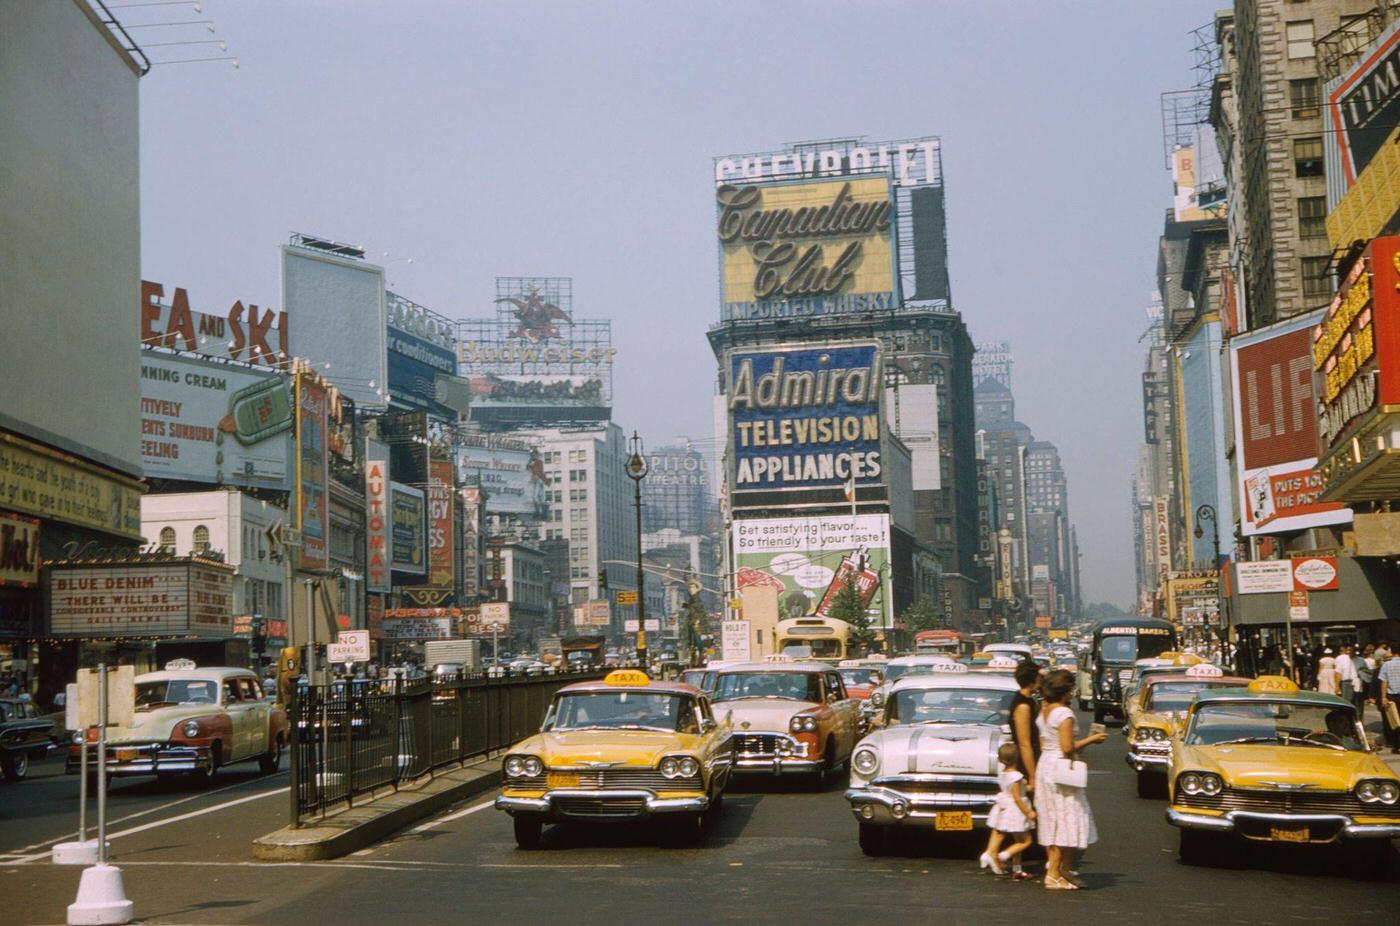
[52,839,106,866]
[66,863,133,925]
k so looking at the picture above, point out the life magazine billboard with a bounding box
[732,514,892,629]
[727,343,883,500]
[139,351,292,490]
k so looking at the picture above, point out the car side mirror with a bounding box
[701,718,717,733]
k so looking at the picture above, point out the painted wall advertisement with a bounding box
[453,437,546,516]
[139,351,292,490]
[364,443,391,593]
[390,481,427,575]
[0,432,143,541]
[728,343,883,498]
[731,514,892,628]
[47,561,234,638]
[295,374,329,570]
[1229,312,1351,535]
[427,458,455,589]
[716,175,897,321]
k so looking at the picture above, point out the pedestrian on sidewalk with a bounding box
[1035,669,1106,891]
[1316,650,1338,695]
[981,743,1037,879]
[1358,645,1377,723]
[1336,645,1359,711]
[1378,652,1400,754]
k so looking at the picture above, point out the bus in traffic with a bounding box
[1079,617,1178,723]
[913,629,973,659]
[775,616,851,663]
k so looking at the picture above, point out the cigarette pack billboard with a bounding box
[731,514,892,628]
[727,343,883,498]
[390,481,427,575]
[139,351,292,490]
[717,175,897,321]
[47,560,234,638]
[364,442,390,592]
[427,458,455,589]
[453,438,547,516]
[296,374,329,571]
[1229,312,1351,536]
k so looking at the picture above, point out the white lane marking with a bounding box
[403,799,495,834]
[9,787,288,864]
[2,773,287,857]
[478,864,623,869]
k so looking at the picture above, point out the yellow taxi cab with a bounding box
[494,670,733,848]
[1124,664,1250,797]
[1166,675,1400,873]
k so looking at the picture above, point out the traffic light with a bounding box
[598,568,608,590]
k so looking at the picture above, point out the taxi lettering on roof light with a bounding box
[603,670,651,687]
[931,662,969,673]
[1248,675,1299,694]
[763,654,794,663]
[987,656,1020,669]
[1184,663,1224,678]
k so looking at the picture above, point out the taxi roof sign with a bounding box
[1247,675,1299,694]
[1184,663,1224,678]
[986,656,1020,670]
[603,670,651,687]
[931,661,969,673]
[763,654,794,663]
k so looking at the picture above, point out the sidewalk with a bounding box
[253,760,500,861]
[1363,717,1400,774]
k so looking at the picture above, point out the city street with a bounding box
[4,722,1394,925]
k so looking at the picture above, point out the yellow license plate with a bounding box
[935,811,973,831]
[546,771,580,788]
[115,749,139,762]
[1270,826,1309,843]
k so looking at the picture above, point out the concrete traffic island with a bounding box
[253,761,501,861]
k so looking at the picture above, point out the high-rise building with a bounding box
[641,441,711,535]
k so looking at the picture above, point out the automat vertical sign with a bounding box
[728,343,882,498]
[427,458,454,590]
[364,449,390,593]
[296,374,329,571]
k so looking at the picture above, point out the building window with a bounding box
[1298,196,1326,238]
[1289,78,1319,118]
[1294,137,1323,177]
[1285,20,1314,59]
[159,526,175,554]
[193,525,210,554]
[1301,256,1332,298]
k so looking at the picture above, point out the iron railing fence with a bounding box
[290,670,604,825]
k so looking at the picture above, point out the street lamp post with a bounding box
[624,432,649,671]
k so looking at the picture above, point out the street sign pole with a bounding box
[96,662,107,864]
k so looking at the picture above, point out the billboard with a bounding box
[364,442,390,593]
[282,243,387,409]
[727,344,882,497]
[1230,312,1351,535]
[1326,20,1400,193]
[427,458,455,589]
[716,175,897,321]
[138,351,292,490]
[731,514,892,628]
[572,599,611,628]
[885,383,939,491]
[0,433,143,542]
[295,373,329,571]
[140,280,288,369]
[380,616,453,641]
[453,434,547,516]
[390,482,427,575]
[0,514,39,587]
[386,294,458,416]
[47,560,234,638]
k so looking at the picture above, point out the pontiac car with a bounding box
[494,670,733,848]
[1124,664,1249,797]
[711,659,862,782]
[67,666,288,783]
[845,668,1018,855]
[1167,675,1400,874]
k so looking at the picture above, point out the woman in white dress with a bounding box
[1034,669,1107,890]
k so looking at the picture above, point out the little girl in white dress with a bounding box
[981,743,1037,878]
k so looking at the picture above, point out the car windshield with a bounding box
[839,668,880,686]
[1187,701,1366,751]
[136,678,220,708]
[712,672,821,702]
[888,687,1014,726]
[549,692,697,733]
[1101,634,1173,663]
[884,662,948,683]
[1144,682,1228,713]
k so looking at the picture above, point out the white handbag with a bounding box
[1049,757,1087,789]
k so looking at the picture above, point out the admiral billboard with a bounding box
[727,344,882,497]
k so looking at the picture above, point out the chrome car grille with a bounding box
[872,774,999,795]
[1177,787,1400,817]
[511,768,700,791]
[1117,669,1135,688]
[733,733,788,756]
[553,796,646,818]
[1136,742,1170,759]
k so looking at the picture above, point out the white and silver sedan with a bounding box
[845,669,1018,855]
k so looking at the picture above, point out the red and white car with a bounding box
[68,666,288,782]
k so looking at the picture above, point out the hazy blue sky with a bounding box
[135,0,1222,608]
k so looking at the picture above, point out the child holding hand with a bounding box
[980,742,1037,879]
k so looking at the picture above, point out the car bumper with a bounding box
[66,743,213,776]
[1125,750,1170,773]
[1166,808,1400,841]
[495,789,709,821]
[845,785,993,829]
[732,755,824,775]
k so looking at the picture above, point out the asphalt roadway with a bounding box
[3,724,1397,926]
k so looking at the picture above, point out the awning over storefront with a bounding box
[1227,554,1400,626]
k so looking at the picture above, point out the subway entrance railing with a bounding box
[288,671,603,825]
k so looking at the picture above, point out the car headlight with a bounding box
[1134,728,1150,742]
[1151,729,1168,742]
[181,719,201,738]
[1179,772,1202,795]
[1199,773,1223,796]
[870,690,884,707]
[1100,680,1113,693]
[72,730,86,744]
[852,748,879,775]
[660,756,700,779]
[1356,780,1397,804]
[505,755,543,778]
[789,716,817,733]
